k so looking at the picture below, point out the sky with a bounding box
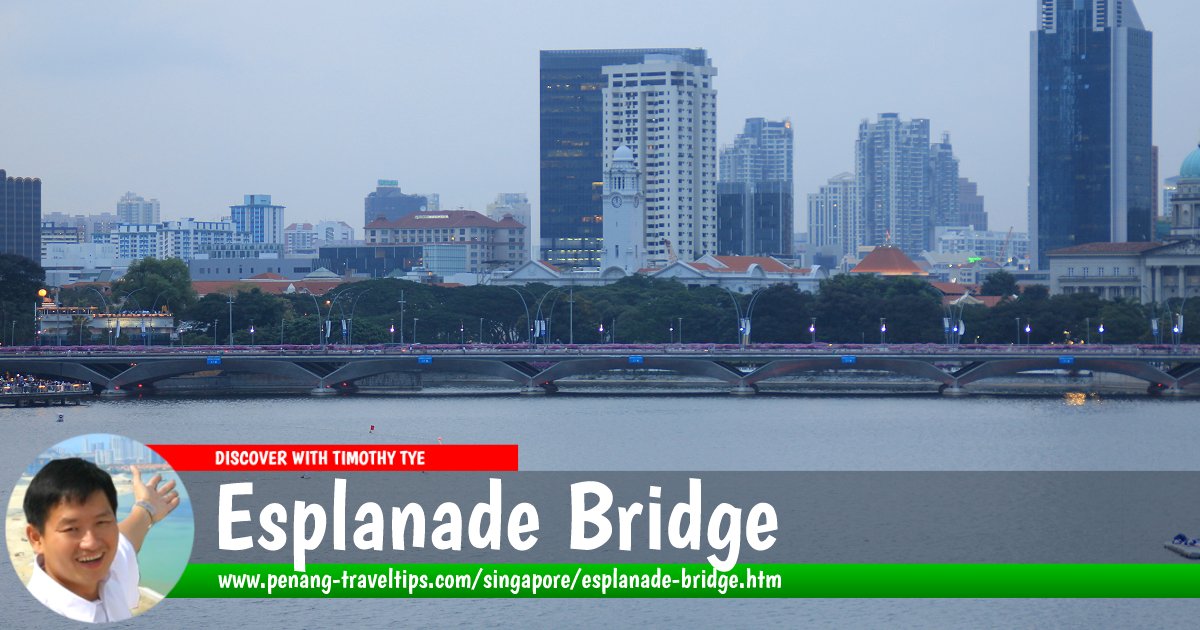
[2,0,1197,244]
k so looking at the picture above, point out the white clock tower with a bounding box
[602,145,645,272]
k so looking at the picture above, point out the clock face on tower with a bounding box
[610,194,623,208]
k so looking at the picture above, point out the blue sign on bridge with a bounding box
[418,355,433,365]
[1059,356,1075,365]
[206,356,222,365]
[628,355,644,365]
[841,355,857,364]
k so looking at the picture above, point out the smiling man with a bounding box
[23,458,180,623]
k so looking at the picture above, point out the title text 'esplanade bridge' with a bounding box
[1,344,1199,397]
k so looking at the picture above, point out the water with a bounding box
[2,392,1200,628]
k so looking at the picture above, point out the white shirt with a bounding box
[26,532,140,623]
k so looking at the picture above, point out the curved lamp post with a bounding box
[504,286,533,347]
[84,286,112,345]
[723,287,766,347]
[346,289,373,345]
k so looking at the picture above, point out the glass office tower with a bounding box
[1,169,42,263]
[1031,0,1152,268]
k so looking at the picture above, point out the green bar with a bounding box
[169,564,1200,598]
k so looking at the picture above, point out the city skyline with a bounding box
[3,1,1198,247]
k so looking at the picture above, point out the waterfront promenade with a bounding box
[1,343,1198,397]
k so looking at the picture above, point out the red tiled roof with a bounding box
[851,245,927,275]
[249,272,287,280]
[1046,241,1164,256]
[929,281,979,296]
[709,256,802,273]
[493,215,526,228]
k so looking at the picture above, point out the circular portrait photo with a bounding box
[5,434,194,623]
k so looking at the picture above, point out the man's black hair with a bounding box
[24,458,118,532]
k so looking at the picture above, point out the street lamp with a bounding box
[84,287,111,345]
[249,320,256,345]
[413,317,419,344]
[598,322,605,344]
[398,291,406,345]
[390,320,395,344]
[226,293,235,346]
[35,288,47,346]
[723,287,765,347]
[809,317,816,344]
[1025,320,1032,345]
[879,318,887,345]
[504,287,532,347]
[1098,322,1105,344]
[460,320,465,346]
[1015,317,1022,346]
[669,323,674,345]
[678,317,683,345]
[213,319,218,346]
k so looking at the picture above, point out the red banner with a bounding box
[148,444,518,472]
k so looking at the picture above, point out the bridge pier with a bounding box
[520,382,557,395]
[99,388,128,398]
[729,383,758,396]
[939,384,971,397]
[310,385,338,396]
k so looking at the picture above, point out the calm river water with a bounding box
[3,392,1199,628]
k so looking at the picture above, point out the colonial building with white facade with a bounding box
[602,54,718,267]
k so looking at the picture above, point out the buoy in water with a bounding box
[369,425,375,433]
[57,414,64,423]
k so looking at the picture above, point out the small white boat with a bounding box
[1164,541,1200,559]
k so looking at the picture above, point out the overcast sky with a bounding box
[2,0,1196,243]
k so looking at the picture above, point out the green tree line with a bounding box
[10,256,1200,346]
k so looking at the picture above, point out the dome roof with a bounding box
[613,145,634,162]
[850,245,927,276]
[1182,143,1200,179]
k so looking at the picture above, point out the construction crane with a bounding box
[660,238,678,264]
[1002,226,1014,264]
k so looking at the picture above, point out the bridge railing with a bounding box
[1,342,1198,357]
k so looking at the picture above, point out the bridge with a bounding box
[1,344,1199,397]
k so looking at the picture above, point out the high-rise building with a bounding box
[957,178,989,231]
[807,172,857,268]
[364,180,428,225]
[601,54,718,266]
[1031,0,1153,268]
[1,169,41,262]
[718,118,794,257]
[39,222,84,262]
[856,114,930,256]
[540,48,709,268]
[927,133,960,232]
[160,218,239,261]
[116,192,160,224]
[229,194,285,245]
